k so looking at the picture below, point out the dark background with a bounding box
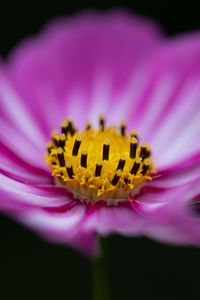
[0,1,200,299]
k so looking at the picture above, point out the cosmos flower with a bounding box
[1,10,200,257]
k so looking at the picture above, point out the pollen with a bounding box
[45,116,156,204]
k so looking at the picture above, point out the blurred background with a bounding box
[0,1,200,299]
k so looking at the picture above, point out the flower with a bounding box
[1,10,200,257]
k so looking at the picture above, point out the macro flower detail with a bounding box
[1,11,200,257]
[46,116,155,203]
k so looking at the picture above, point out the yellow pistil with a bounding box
[45,115,156,204]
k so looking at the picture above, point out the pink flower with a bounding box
[1,10,200,257]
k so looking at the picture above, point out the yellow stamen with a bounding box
[45,116,157,204]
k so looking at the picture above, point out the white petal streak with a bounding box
[0,174,67,207]
[88,72,111,127]
[36,84,62,130]
[0,163,49,184]
[65,87,88,129]
[0,74,45,149]
[151,167,200,188]
[0,118,45,167]
[110,64,148,125]
[139,74,175,138]
[22,204,85,231]
[152,78,200,165]
[160,109,200,166]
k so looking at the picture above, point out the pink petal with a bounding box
[0,63,47,153]
[134,177,200,246]
[83,201,148,236]
[0,68,47,169]
[6,10,162,139]
[124,33,200,168]
[0,173,75,208]
[151,153,200,189]
[145,194,200,247]
[0,142,52,185]
[0,188,97,256]
[20,203,84,237]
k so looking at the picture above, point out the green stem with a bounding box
[92,238,110,300]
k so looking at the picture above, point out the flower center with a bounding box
[46,115,156,204]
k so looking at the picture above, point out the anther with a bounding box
[141,163,149,176]
[111,171,121,186]
[117,159,125,171]
[86,123,92,131]
[66,161,74,179]
[81,152,87,168]
[131,130,138,141]
[68,120,76,136]
[61,119,76,136]
[61,126,68,136]
[95,163,102,177]
[57,150,65,167]
[130,161,140,175]
[61,120,70,136]
[58,134,66,149]
[102,143,110,160]
[130,139,137,159]
[52,131,59,147]
[124,177,130,185]
[140,144,151,161]
[99,114,105,131]
[51,154,57,165]
[120,122,126,136]
[72,139,81,156]
[47,142,54,154]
